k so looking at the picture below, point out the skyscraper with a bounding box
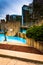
[6,14,22,22]
[33,0,43,17]
[6,15,10,21]
[22,5,33,26]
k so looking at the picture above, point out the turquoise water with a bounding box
[20,29,26,34]
[22,30,26,34]
[0,34,26,44]
[0,34,5,41]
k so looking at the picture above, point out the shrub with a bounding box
[26,25,43,41]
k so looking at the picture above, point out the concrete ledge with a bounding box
[0,49,43,63]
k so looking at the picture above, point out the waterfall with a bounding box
[22,15,23,26]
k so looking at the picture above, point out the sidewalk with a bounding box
[0,49,43,63]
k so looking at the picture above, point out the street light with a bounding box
[3,25,8,41]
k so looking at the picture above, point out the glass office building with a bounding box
[22,5,33,26]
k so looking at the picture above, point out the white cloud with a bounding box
[0,0,33,19]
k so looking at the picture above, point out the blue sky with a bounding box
[0,0,33,19]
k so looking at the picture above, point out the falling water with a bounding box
[22,15,23,26]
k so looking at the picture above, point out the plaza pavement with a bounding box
[0,56,43,65]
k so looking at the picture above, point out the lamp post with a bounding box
[4,28,7,41]
[4,31,6,41]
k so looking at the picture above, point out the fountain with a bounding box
[22,15,23,26]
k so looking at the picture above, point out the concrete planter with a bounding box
[26,38,43,52]
[18,32,26,39]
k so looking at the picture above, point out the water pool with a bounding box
[20,29,26,34]
[22,30,26,34]
[0,34,26,44]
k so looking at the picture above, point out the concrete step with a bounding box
[0,49,43,63]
